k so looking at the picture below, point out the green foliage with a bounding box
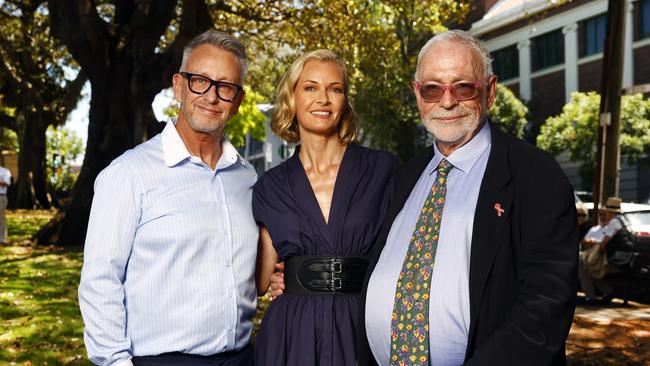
[488,84,529,139]
[537,92,650,186]
[227,87,267,147]
[0,127,18,152]
[250,0,471,161]
[46,126,84,195]
[537,92,650,164]
[163,87,266,148]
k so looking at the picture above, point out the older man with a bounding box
[79,31,258,366]
[578,197,622,302]
[358,30,578,365]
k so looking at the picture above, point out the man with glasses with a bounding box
[358,30,577,365]
[79,30,258,366]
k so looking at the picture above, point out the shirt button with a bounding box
[225,261,231,267]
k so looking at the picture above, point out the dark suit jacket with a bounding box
[358,124,578,366]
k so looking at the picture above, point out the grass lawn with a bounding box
[0,210,89,365]
[0,209,270,366]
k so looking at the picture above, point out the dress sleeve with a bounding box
[252,178,267,228]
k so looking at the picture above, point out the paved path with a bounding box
[569,301,650,365]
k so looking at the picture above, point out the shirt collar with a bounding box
[429,117,491,175]
[218,137,247,169]
[161,119,246,168]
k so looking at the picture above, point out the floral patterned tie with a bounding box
[390,159,453,366]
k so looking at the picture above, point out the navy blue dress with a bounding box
[253,143,399,366]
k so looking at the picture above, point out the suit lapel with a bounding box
[467,126,513,347]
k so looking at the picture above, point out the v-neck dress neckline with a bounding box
[292,144,351,229]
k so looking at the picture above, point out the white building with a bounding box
[469,0,650,202]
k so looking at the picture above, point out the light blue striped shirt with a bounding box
[366,122,491,366]
[79,120,259,366]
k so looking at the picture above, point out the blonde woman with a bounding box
[253,50,399,365]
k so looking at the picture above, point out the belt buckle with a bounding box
[330,277,342,290]
[331,260,342,274]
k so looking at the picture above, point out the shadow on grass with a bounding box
[0,244,91,365]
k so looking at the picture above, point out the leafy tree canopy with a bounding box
[538,91,650,190]
[488,84,529,139]
[0,0,85,208]
[537,92,650,166]
[245,0,471,161]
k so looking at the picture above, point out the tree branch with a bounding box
[0,26,25,87]
[48,0,109,74]
[144,0,213,93]
[53,70,88,126]
[129,0,177,54]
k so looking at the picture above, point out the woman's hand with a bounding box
[269,262,285,300]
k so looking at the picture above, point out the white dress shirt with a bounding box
[79,120,259,366]
[0,166,11,194]
[583,218,623,243]
[366,122,492,366]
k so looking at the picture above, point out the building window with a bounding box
[532,29,564,71]
[642,0,650,39]
[582,14,606,56]
[492,45,519,80]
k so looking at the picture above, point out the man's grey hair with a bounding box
[180,30,248,82]
[415,30,493,80]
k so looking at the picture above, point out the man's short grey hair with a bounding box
[415,30,493,80]
[180,30,248,82]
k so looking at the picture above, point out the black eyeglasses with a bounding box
[413,76,494,103]
[179,72,243,102]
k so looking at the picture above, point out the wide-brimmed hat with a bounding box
[602,196,622,213]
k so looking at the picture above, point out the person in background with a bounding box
[578,197,622,303]
[78,30,257,366]
[576,203,592,242]
[0,164,11,244]
[254,49,400,366]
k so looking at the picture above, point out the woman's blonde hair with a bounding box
[271,49,357,143]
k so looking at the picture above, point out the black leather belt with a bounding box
[284,256,369,295]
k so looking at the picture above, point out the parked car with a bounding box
[573,190,650,216]
[574,190,593,203]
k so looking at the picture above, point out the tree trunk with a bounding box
[13,115,51,209]
[39,0,216,246]
[36,72,161,246]
[38,68,137,245]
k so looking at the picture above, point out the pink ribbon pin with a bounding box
[494,203,504,217]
